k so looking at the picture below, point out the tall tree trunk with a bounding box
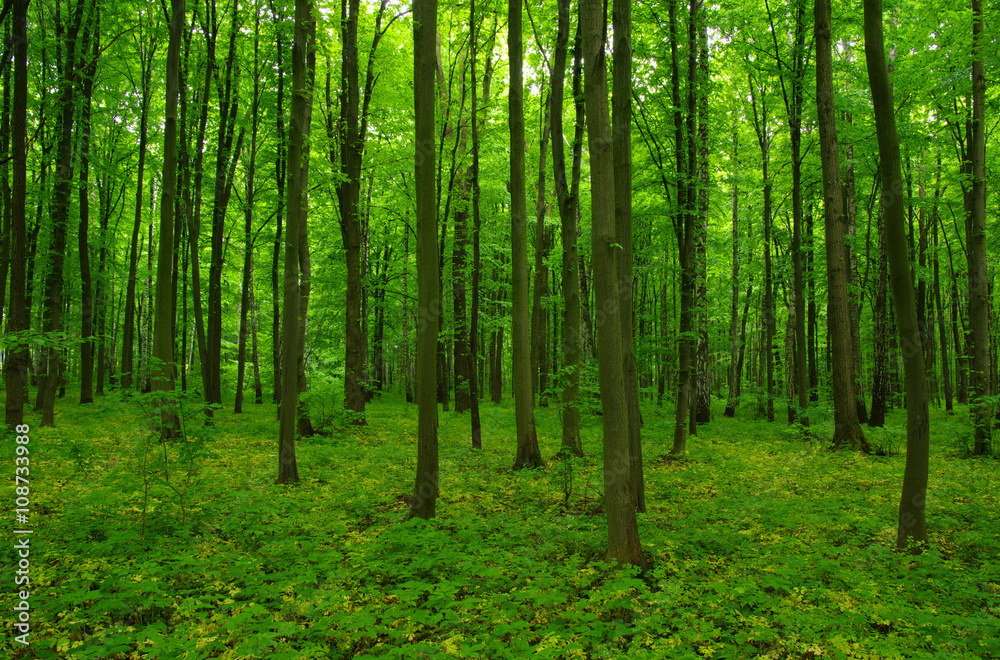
[530,94,550,407]
[613,0,644,505]
[271,4,286,405]
[725,130,741,416]
[4,0,30,429]
[694,23,711,427]
[78,9,99,404]
[552,0,582,456]
[295,16,317,437]
[236,8,263,414]
[582,0,645,568]
[337,0,368,423]
[807,201,818,401]
[863,0,930,549]
[277,0,313,485]
[411,0,439,518]
[207,0,243,407]
[817,0,868,450]
[968,0,991,454]
[151,0,184,438]
[122,31,155,391]
[41,0,87,426]
[869,199,890,427]
[510,0,543,469]
[933,196,953,411]
[0,22,9,339]
[749,75,775,423]
[469,0,486,447]
[670,0,694,456]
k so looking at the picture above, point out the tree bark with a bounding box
[968,0,991,454]
[510,0,543,469]
[863,0,930,549]
[4,0,30,429]
[77,8,98,404]
[552,0,582,456]
[582,0,645,568]
[817,0,869,450]
[410,0,439,518]
[869,198,890,427]
[41,0,87,426]
[933,197,953,411]
[151,0,184,438]
[271,3,286,405]
[277,0,313,485]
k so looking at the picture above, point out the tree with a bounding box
[968,0,990,455]
[613,0,644,510]
[4,0,29,429]
[410,0,439,519]
[551,0,582,456]
[815,0,868,452]
[862,0,929,550]
[581,0,644,568]
[510,0,543,469]
[151,0,185,437]
[77,4,99,404]
[121,19,156,392]
[41,0,88,426]
[277,0,315,485]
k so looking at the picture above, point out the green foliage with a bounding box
[3,394,998,659]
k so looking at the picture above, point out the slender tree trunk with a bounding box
[151,0,184,438]
[968,0,991,454]
[694,24,711,427]
[122,34,154,391]
[749,75,775,423]
[236,12,262,414]
[725,130,741,416]
[41,0,87,426]
[295,17,317,437]
[864,0,930,549]
[817,0,868,450]
[469,0,484,447]
[869,201,890,427]
[78,10,99,404]
[613,0,644,505]
[271,5,286,405]
[933,195,953,411]
[552,0,582,456]
[277,0,313,485]
[0,23,9,339]
[510,0,543,469]
[411,0,439,518]
[670,0,694,456]
[4,0,30,429]
[336,0,369,423]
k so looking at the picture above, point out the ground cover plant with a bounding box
[2,391,998,659]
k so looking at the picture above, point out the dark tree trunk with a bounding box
[749,75,775,424]
[207,0,244,407]
[236,10,263,414]
[41,0,87,426]
[552,0,582,456]
[151,0,184,438]
[271,4,286,406]
[4,0,30,429]
[277,0,313,485]
[78,9,99,404]
[122,32,155,392]
[968,0,991,454]
[411,0,439,518]
[583,0,645,568]
[869,200,890,427]
[864,0,930,549]
[933,198,953,411]
[510,0,542,469]
[817,0,868,450]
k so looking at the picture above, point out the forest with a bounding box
[1,0,999,656]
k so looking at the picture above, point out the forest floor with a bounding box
[2,387,999,659]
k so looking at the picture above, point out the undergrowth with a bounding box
[1,390,997,659]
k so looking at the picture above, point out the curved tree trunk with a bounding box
[863,0,930,549]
